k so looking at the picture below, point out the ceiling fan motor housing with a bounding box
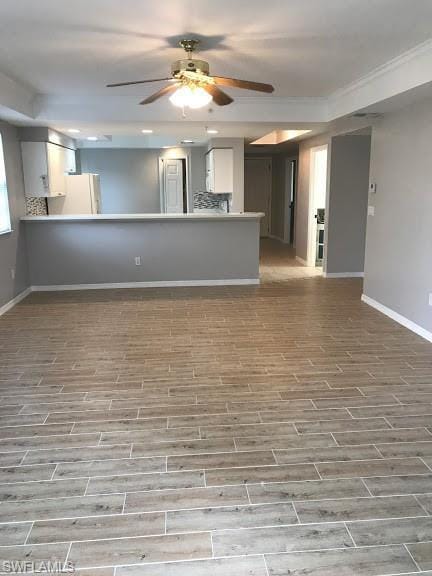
[171,59,210,77]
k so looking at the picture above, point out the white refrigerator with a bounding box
[47,174,101,215]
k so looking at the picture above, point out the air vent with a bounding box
[352,112,382,119]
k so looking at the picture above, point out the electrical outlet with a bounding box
[368,205,375,216]
[10,268,15,280]
[134,256,141,266]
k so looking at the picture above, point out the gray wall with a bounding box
[0,120,29,307]
[80,148,161,214]
[80,147,207,214]
[364,98,432,332]
[24,219,260,285]
[190,146,206,193]
[326,134,370,274]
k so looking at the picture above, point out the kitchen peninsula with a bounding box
[21,212,263,290]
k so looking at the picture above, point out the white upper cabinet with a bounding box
[206,148,234,194]
[21,141,76,197]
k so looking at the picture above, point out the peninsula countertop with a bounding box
[23,211,262,288]
[21,212,264,222]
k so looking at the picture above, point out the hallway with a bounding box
[0,272,432,575]
[260,237,322,282]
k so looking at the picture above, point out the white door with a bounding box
[163,159,184,213]
[244,158,272,236]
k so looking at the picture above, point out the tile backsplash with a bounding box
[193,191,231,212]
[26,197,48,216]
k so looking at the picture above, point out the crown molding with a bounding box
[328,38,432,119]
[331,38,432,100]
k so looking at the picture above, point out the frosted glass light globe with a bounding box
[169,85,213,109]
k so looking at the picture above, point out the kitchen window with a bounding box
[0,134,11,235]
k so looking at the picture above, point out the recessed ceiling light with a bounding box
[87,136,98,141]
[141,129,153,134]
[206,129,218,134]
[67,128,81,134]
[162,146,171,149]
[181,140,194,144]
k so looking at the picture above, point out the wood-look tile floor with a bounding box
[1,244,432,575]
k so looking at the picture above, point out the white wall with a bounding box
[0,120,29,307]
[364,97,432,333]
[312,148,328,209]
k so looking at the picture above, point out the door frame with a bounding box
[244,156,272,237]
[284,156,298,245]
[158,154,190,213]
[307,144,328,266]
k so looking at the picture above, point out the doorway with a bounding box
[308,145,328,267]
[159,157,187,213]
[244,157,272,237]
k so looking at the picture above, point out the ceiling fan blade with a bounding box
[106,78,173,87]
[202,84,233,106]
[140,83,180,105]
[212,76,274,93]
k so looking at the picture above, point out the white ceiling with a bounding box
[0,0,432,142]
[1,0,432,96]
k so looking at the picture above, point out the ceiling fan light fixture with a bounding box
[169,85,212,109]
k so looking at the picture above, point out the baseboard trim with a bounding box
[31,278,260,291]
[0,287,32,317]
[295,256,309,266]
[361,294,432,343]
[324,272,364,278]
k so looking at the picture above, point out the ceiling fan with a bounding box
[106,39,274,109]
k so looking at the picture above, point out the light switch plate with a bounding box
[369,182,377,194]
[368,205,375,216]
[429,293,432,307]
